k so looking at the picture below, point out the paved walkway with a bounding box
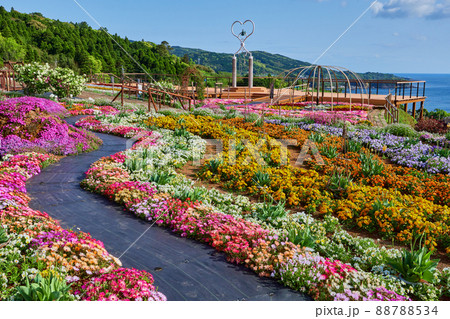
[26,116,309,301]
[368,108,387,127]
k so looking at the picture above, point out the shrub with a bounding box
[192,108,214,117]
[14,62,86,98]
[415,117,448,135]
[382,123,418,138]
[48,67,86,98]
[14,62,51,96]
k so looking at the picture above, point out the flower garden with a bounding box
[197,99,370,125]
[2,94,450,301]
[0,97,166,301]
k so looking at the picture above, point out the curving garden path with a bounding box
[26,116,310,301]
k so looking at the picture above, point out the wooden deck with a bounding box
[87,81,427,119]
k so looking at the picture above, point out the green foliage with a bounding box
[173,127,190,138]
[12,273,74,301]
[0,8,186,76]
[286,224,317,249]
[344,140,362,153]
[308,132,325,143]
[254,200,288,227]
[359,152,384,177]
[0,33,26,61]
[244,112,260,124]
[382,123,419,138]
[158,109,178,117]
[148,170,174,185]
[385,235,439,284]
[192,108,214,117]
[434,148,450,158]
[319,145,338,159]
[327,171,353,198]
[422,108,450,120]
[172,186,207,202]
[0,227,8,244]
[398,108,417,126]
[206,158,222,174]
[124,157,145,172]
[252,170,271,187]
[224,109,238,119]
[81,55,102,74]
[284,124,298,132]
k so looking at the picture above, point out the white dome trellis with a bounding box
[274,65,370,111]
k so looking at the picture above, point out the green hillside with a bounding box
[172,46,406,81]
[0,7,406,82]
[172,46,310,76]
[0,7,186,75]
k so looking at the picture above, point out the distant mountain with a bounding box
[172,46,406,81]
[172,46,309,76]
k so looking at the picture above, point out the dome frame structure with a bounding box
[274,65,370,111]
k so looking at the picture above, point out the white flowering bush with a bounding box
[48,67,86,98]
[14,62,52,96]
[14,62,86,98]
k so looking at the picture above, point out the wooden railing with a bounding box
[385,93,399,124]
[0,61,23,91]
[109,82,194,112]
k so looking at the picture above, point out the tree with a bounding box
[0,19,12,37]
[156,41,172,57]
[0,33,25,61]
[181,53,190,64]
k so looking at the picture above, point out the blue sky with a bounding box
[2,0,450,73]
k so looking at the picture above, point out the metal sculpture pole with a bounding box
[231,20,255,89]
[232,56,237,87]
[248,56,253,88]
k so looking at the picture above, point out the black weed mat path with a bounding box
[27,116,310,301]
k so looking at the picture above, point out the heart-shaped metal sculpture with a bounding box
[231,20,255,56]
[231,20,255,43]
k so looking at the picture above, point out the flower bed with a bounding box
[76,112,450,301]
[225,118,450,207]
[268,119,450,174]
[0,97,102,156]
[145,115,450,257]
[61,103,120,116]
[0,100,166,301]
[0,152,163,301]
[199,101,370,124]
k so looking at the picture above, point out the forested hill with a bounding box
[0,7,186,75]
[0,7,405,81]
[172,46,406,81]
[172,46,310,76]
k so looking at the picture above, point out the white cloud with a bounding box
[372,0,450,19]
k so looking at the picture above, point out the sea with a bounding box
[394,73,450,113]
